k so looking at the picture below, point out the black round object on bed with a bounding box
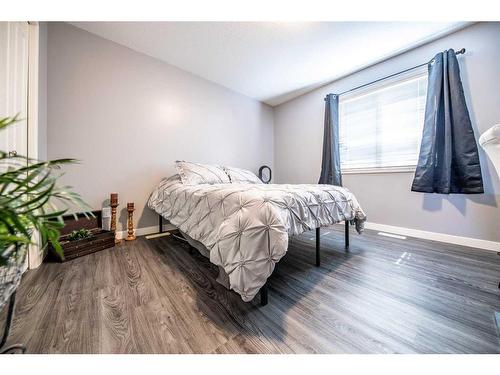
[258,165,272,184]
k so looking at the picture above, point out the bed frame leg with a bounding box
[315,227,321,267]
[260,283,268,306]
[345,220,350,250]
[159,215,163,233]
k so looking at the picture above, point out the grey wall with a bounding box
[46,22,500,242]
[47,22,274,231]
[274,22,500,242]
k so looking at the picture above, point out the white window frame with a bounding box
[339,66,428,174]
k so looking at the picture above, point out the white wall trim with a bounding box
[27,22,44,270]
[364,222,500,252]
[115,224,168,240]
[122,221,500,253]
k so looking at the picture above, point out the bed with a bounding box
[148,162,366,306]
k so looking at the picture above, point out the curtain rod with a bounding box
[330,48,466,99]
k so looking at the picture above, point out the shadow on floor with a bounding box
[149,226,353,347]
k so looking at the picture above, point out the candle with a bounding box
[126,202,136,241]
[110,193,120,243]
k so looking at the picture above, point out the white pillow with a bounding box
[224,166,263,184]
[175,161,230,185]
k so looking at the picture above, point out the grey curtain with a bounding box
[411,49,484,194]
[319,94,342,186]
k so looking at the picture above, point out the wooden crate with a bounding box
[48,210,115,262]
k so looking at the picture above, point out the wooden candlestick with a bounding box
[126,202,136,241]
[110,193,120,244]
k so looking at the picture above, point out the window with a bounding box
[339,68,428,172]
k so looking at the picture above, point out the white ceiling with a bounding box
[71,22,469,106]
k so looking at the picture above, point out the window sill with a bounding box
[341,166,416,175]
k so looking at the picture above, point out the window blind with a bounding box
[339,70,428,171]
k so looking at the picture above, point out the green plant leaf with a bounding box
[1,115,90,264]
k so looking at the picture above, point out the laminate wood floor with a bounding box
[5,226,500,353]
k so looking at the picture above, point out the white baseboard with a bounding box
[115,225,159,240]
[120,222,500,253]
[363,222,500,252]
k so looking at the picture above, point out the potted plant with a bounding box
[0,115,89,352]
[67,228,94,242]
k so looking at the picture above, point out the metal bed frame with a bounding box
[158,214,350,306]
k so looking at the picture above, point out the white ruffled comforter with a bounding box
[148,175,366,302]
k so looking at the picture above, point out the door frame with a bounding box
[26,22,43,269]
[27,21,39,162]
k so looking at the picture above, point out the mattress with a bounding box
[148,175,366,302]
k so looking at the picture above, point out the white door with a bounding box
[0,21,29,159]
[1,22,32,270]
